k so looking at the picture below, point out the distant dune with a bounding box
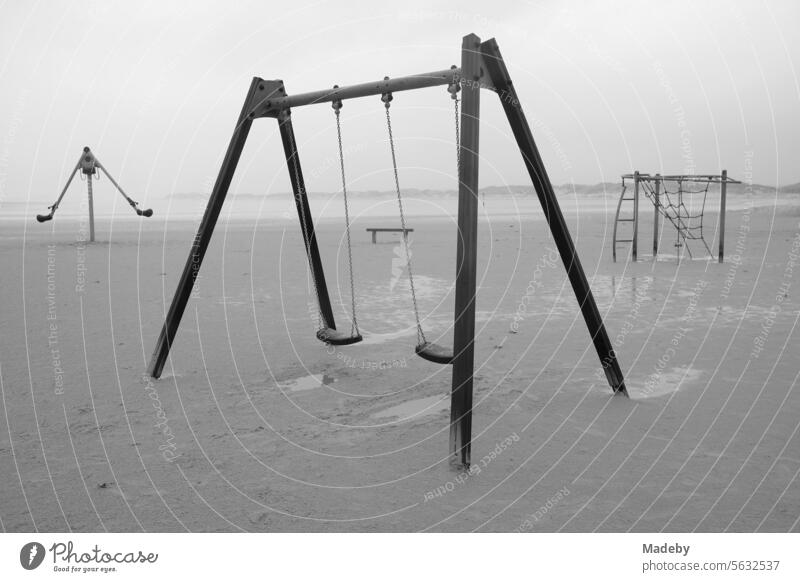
[165,180,796,202]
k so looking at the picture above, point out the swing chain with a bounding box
[382,87,425,345]
[332,91,359,335]
[450,76,461,176]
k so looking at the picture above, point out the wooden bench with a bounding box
[366,227,414,244]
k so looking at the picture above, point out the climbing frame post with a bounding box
[719,169,727,263]
[449,33,482,469]
[632,171,640,261]
[653,174,660,257]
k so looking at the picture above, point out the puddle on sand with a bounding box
[372,395,449,420]
[279,374,336,393]
[634,366,702,399]
[652,253,716,263]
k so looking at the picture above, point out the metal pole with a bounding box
[719,169,727,263]
[676,183,683,262]
[632,171,639,261]
[653,174,660,258]
[96,162,153,217]
[97,163,135,206]
[87,173,95,242]
[449,33,481,469]
[262,68,461,113]
[277,110,336,329]
[54,162,81,211]
[480,37,627,396]
[147,78,260,378]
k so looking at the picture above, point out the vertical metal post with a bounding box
[278,111,336,330]
[147,78,260,378]
[480,37,627,396]
[449,33,482,469]
[653,174,660,258]
[632,171,639,261]
[86,173,95,243]
[719,169,727,263]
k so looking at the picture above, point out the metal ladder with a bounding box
[612,174,641,262]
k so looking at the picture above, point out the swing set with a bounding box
[147,34,627,468]
[36,147,153,242]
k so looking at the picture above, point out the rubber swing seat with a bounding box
[316,327,363,346]
[415,341,454,365]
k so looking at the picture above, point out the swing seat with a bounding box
[415,341,454,365]
[317,327,363,346]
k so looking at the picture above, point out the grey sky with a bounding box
[1,0,798,210]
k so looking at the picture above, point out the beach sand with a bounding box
[1,195,799,532]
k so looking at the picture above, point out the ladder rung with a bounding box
[621,197,635,201]
[617,218,635,222]
[616,239,634,242]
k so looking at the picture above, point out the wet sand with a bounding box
[1,196,799,532]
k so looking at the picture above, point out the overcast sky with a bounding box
[0,0,798,209]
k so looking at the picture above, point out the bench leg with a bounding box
[372,232,376,244]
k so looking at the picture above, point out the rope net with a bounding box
[626,176,715,258]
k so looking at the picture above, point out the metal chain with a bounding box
[448,69,462,187]
[334,104,359,335]
[384,99,425,345]
[283,111,324,330]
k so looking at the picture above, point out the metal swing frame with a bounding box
[147,33,627,469]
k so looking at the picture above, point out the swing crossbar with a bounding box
[257,68,461,114]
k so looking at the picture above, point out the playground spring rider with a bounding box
[147,34,628,468]
[36,147,153,241]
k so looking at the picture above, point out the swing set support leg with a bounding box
[449,33,482,469]
[147,79,261,378]
[147,78,338,378]
[278,111,336,330]
[480,37,628,397]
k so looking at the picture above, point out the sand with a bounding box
[1,193,799,532]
